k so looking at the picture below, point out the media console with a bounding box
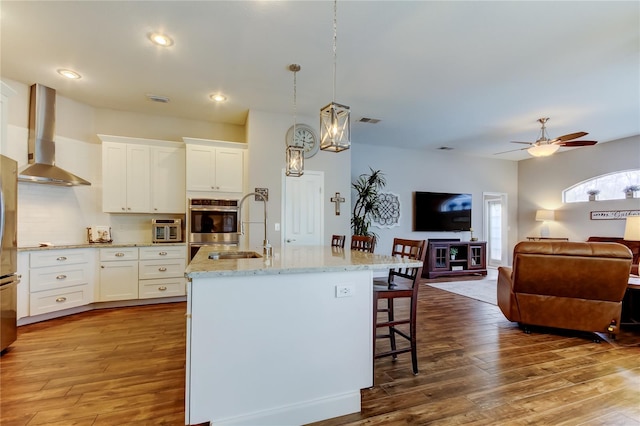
[423,239,487,278]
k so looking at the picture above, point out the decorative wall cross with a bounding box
[330,192,345,216]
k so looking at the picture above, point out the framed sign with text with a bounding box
[590,210,640,220]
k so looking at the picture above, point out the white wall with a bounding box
[246,110,351,249]
[518,135,640,241]
[351,143,519,256]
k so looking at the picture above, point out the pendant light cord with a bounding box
[332,0,337,103]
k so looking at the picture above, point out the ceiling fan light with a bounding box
[528,143,560,157]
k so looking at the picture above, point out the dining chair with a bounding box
[331,234,346,248]
[372,238,426,375]
[350,235,375,253]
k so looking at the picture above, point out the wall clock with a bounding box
[285,124,319,158]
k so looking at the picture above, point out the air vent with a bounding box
[358,117,381,124]
[438,146,454,150]
[146,94,170,103]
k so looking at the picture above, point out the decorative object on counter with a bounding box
[590,210,640,220]
[470,227,478,241]
[623,185,640,199]
[586,189,600,201]
[351,167,386,240]
[373,192,400,228]
[285,64,305,177]
[87,226,112,243]
[330,192,345,215]
[320,0,350,153]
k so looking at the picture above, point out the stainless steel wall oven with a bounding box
[188,198,239,260]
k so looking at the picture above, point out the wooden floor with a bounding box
[2,285,640,425]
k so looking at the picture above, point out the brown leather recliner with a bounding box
[497,241,633,336]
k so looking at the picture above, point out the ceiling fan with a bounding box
[495,117,598,157]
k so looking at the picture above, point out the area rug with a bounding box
[424,269,498,305]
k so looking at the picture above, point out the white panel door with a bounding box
[151,145,185,213]
[283,171,324,246]
[185,145,215,191]
[101,142,128,212]
[214,148,243,193]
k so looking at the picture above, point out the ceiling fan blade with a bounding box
[555,131,588,142]
[494,147,528,155]
[509,141,533,145]
[557,140,598,147]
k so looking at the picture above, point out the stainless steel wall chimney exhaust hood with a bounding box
[18,84,91,186]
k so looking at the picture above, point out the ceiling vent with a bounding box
[146,94,170,103]
[358,117,381,124]
[438,146,454,150]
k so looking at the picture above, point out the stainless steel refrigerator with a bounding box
[0,154,18,353]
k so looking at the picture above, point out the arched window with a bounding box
[563,169,640,203]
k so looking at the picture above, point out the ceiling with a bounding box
[1,1,639,161]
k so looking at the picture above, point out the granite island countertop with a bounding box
[18,242,186,252]
[185,245,423,278]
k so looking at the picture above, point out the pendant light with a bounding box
[286,64,304,177]
[320,0,350,152]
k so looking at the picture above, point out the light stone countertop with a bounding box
[18,242,186,252]
[185,245,423,278]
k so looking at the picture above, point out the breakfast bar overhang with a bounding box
[184,246,422,426]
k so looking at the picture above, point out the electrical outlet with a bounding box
[335,285,354,298]
[274,223,280,231]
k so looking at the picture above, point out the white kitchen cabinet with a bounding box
[99,247,139,301]
[99,135,185,214]
[17,252,30,320]
[102,141,151,213]
[151,145,185,213]
[138,246,186,299]
[184,138,245,193]
[28,249,94,316]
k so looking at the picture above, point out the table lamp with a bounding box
[624,216,640,241]
[535,209,555,237]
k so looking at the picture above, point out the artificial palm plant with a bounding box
[351,167,386,238]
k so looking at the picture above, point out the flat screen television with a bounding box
[413,191,472,232]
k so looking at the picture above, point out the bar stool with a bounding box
[372,238,426,375]
[351,235,375,252]
[331,234,346,248]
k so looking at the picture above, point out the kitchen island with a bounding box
[184,245,423,426]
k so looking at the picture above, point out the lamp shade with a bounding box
[528,143,559,157]
[320,102,351,152]
[624,216,640,241]
[535,209,555,221]
[285,145,304,177]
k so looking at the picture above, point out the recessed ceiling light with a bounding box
[149,33,174,47]
[210,93,227,102]
[57,69,81,79]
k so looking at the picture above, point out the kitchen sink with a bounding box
[208,251,262,260]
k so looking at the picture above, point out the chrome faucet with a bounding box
[238,192,271,257]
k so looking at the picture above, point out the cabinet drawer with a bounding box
[30,249,91,268]
[30,264,90,292]
[30,284,91,316]
[139,278,186,299]
[139,259,186,280]
[100,247,139,261]
[139,246,185,260]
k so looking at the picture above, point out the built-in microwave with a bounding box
[152,219,182,243]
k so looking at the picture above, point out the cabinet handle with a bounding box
[158,286,167,291]
[115,252,125,257]
[159,251,168,256]
[56,274,67,280]
[158,267,167,272]
[55,297,67,303]
[127,207,131,210]
[56,256,67,261]
[121,207,125,211]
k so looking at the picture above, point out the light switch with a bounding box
[274,223,280,231]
